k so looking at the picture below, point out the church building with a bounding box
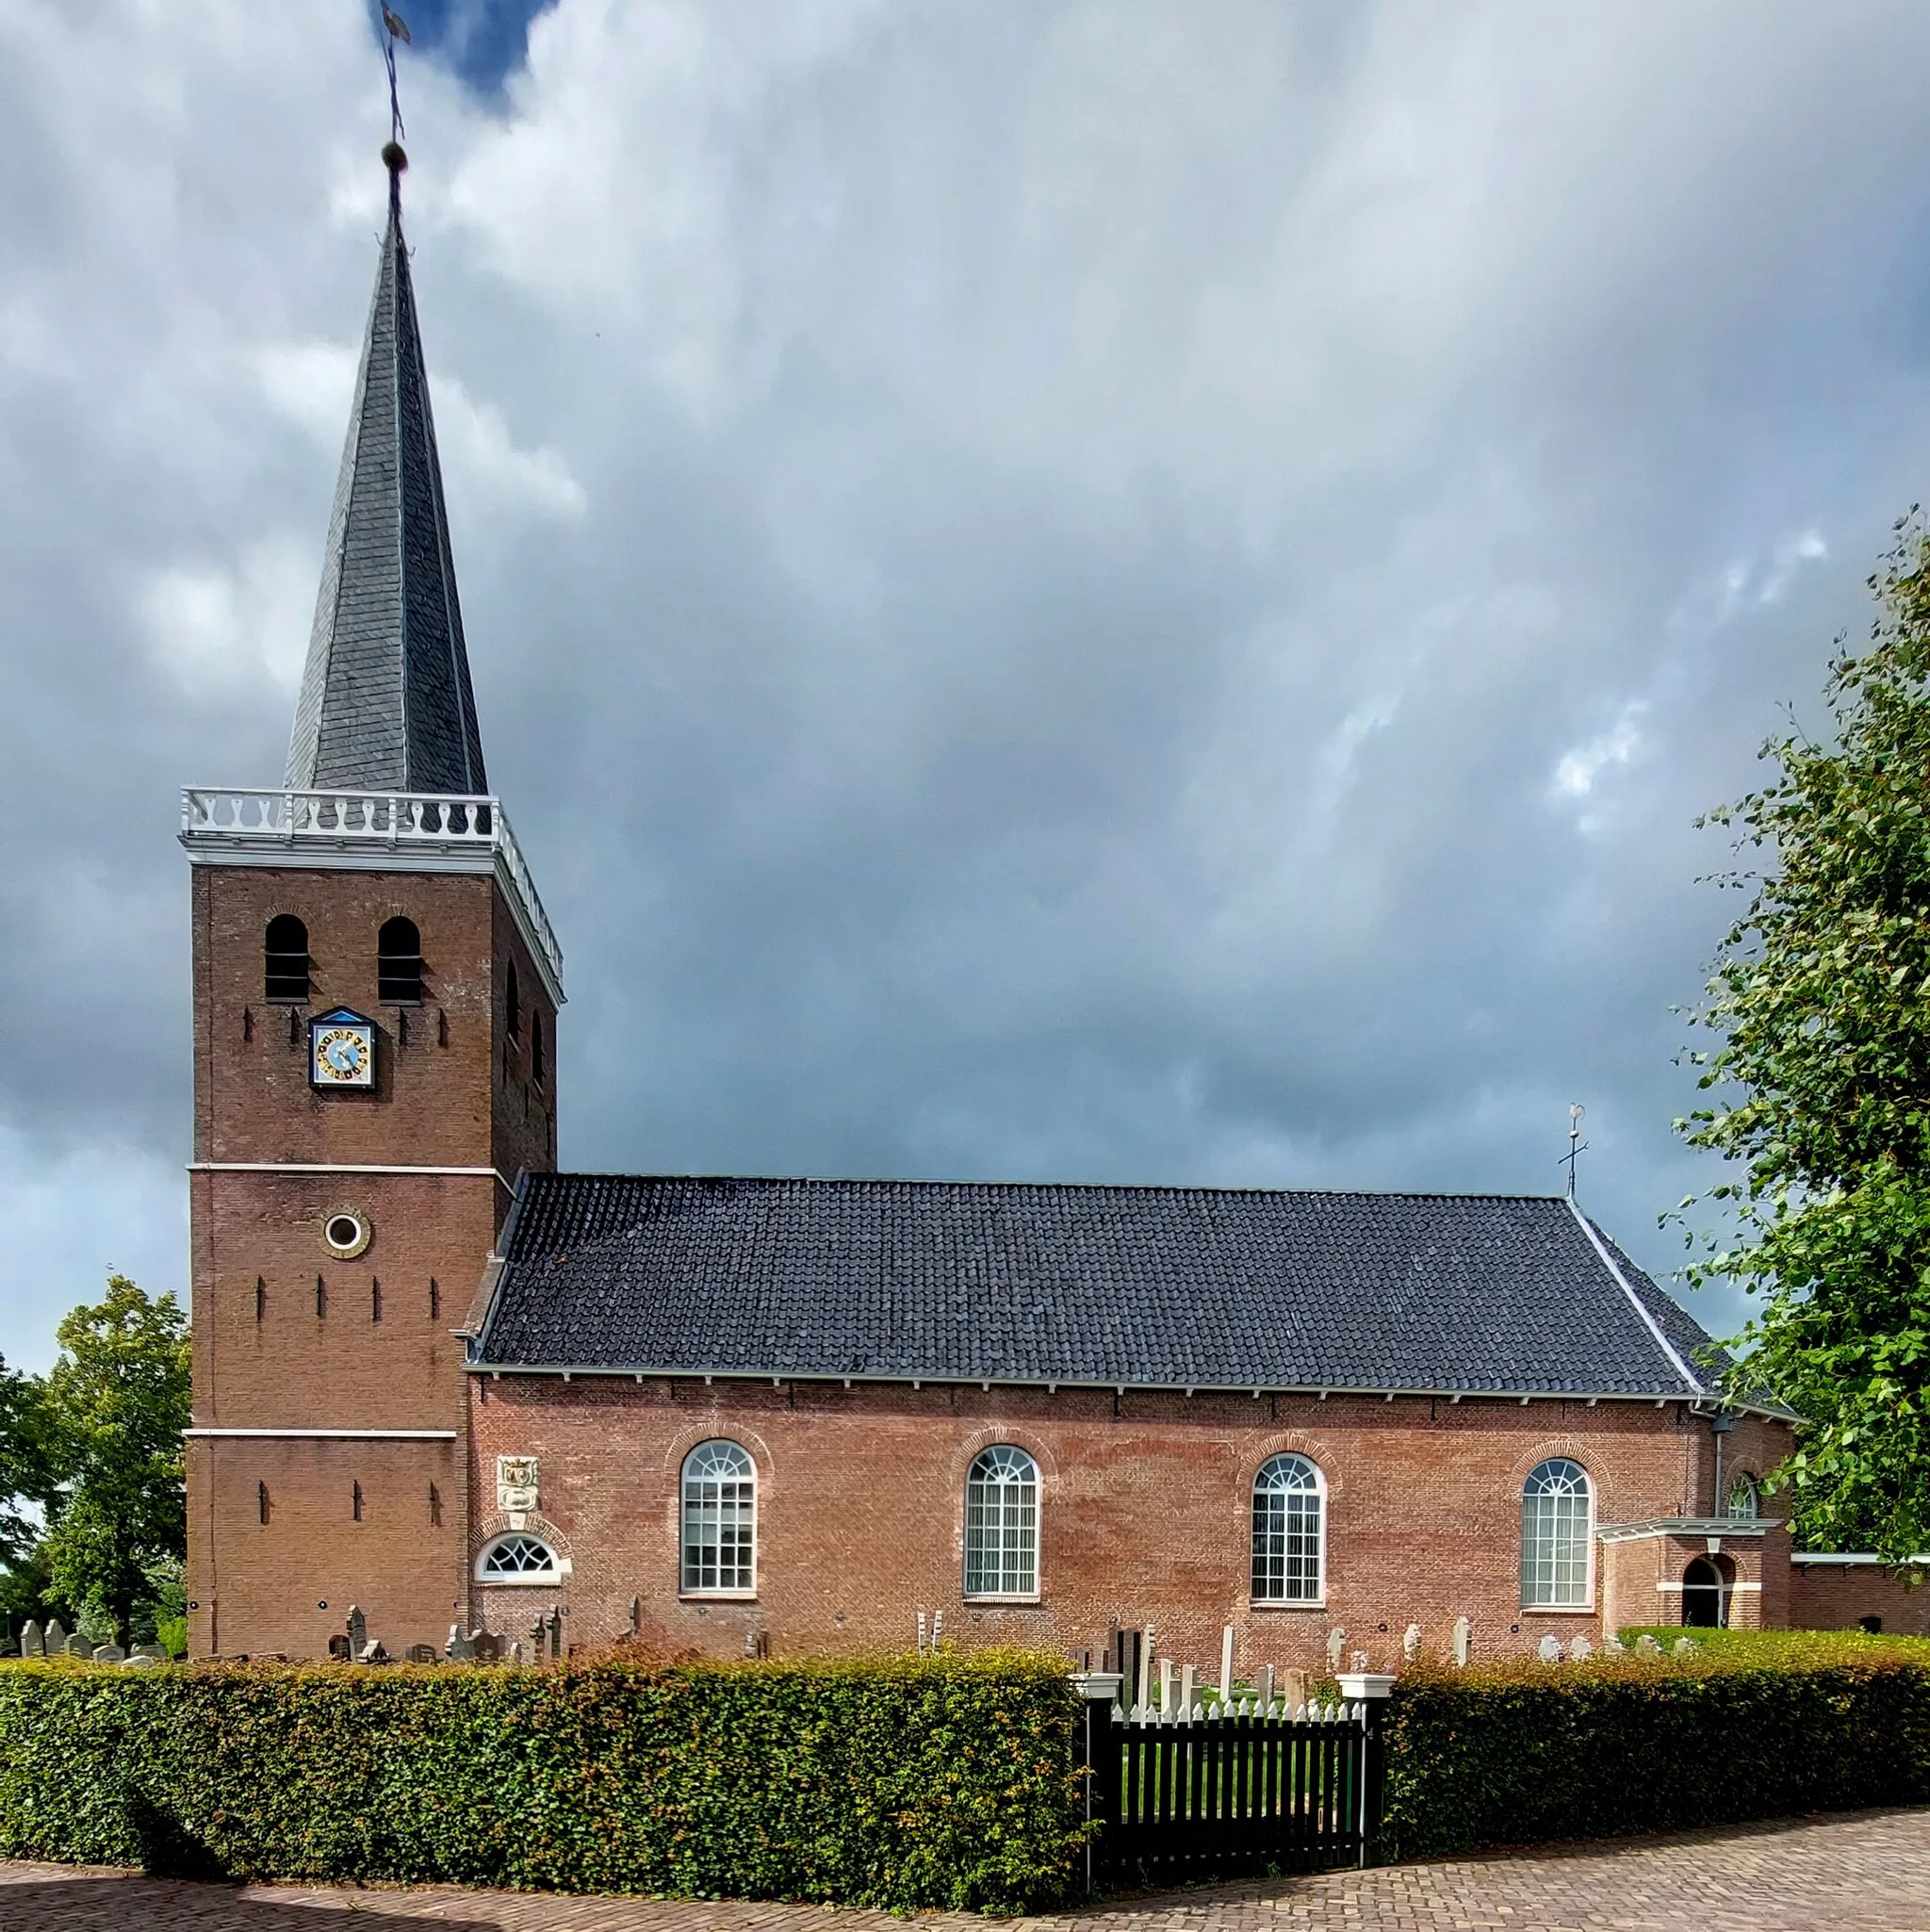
[178,143,1921,1670]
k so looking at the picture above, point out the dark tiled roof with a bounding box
[473,1175,1720,1399]
[285,161,488,796]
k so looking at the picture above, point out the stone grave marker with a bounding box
[447,1626,474,1662]
[1281,1667,1309,1712]
[64,1632,90,1657]
[130,1643,166,1662]
[472,1632,500,1664]
[1635,1632,1661,1655]
[1452,1615,1471,1666]
[43,1620,66,1654]
[1325,1626,1346,1672]
[1255,1662,1276,1709]
[328,1634,352,1661]
[1537,1634,1563,1662]
[19,1621,41,1658]
[346,1606,368,1654]
[1402,1622,1421,1661]
[91,1644,126,1663]
[1673,1636,1699,1656]
[1567,1635,1593,1662]
[405,1644,436,1664]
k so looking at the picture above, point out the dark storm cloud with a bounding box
[2,0,1927,1364]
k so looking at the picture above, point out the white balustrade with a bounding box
[180,787,562,990]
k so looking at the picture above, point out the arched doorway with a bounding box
[1682,1555,1734,1628]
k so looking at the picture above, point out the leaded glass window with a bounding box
[681,1439,756,1594]
[1727,1472,1759,1521]
[1521,1459,1593,1607]
[964,1445,1039,1597]
[1251,1453,1324,1602]
[477,1533,559,1581]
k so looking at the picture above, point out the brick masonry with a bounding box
[466,1374,1800,1669]
[187,860,553,1660]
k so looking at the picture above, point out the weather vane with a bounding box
[1560,1104,1588,1200]
[381,5,412,147]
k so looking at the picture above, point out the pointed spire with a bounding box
[286,144,488,796]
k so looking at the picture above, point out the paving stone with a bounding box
[0,1808,1923,1931]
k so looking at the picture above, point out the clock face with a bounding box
[309,1009,375,1089]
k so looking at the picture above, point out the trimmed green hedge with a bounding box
[1382,1640,1930,1860]
[0,1650,1086,1911]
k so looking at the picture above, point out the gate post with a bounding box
[1071,1669,1124,1892]
[1335,1670,1396,1868]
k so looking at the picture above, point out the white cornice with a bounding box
[185,1428,459,1440]
[179,787,564,1008]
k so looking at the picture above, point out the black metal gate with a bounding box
[1081,1695,1382,1888]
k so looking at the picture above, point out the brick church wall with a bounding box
[467,1375,1795,1673]
[1789,1560,1930,1635]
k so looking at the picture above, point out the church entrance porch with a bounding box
[1680,1553,1737,1629]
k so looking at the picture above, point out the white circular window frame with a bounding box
[321,1207,372,1260]
[474,1533,569,1585]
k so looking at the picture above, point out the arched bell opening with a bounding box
[1681,1553,1736,1629]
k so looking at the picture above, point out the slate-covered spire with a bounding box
[285,144,487,795]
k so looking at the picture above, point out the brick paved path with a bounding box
[1,1807,1922,1932]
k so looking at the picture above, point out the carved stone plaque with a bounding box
[497,1454,538,1514]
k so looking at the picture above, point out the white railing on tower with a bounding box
[179,787,563,991]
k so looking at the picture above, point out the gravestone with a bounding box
[547,1606,564,1659]
[327,1634,352,1662]
[346,1606,368,1655]
[64,1633,89,1657]
[43,1620,66,1655]
[447,1626,475,1662]
[1452,1615,1471,1666]
[1255,1662,1276,1709]
[405,1644,436,1664]
[1635,1632,1661,1656]
[19,1621,42,1659]
[1402,1622,1421,1662]
[471,1632,501,1664]
[1325,1626,1347,1672]
[1350,1650,1368,1672]
[1281,1667,1309,1712]
[1567,1635,1593,1662]
[130,1643,166,1662]
[123,1653,160,1668]
[507,1640,523,1665]
[529,1616,548,1662]
[357,1639,389,1664]
[1604,1635,1626,1654]
[91,1644,126,1663]
[1537,1634,1563,1662]
[1673,1636,1699,1657]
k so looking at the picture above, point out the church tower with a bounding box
[180,144,562,1659]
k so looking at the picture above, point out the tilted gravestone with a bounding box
[357,1639,388,1664]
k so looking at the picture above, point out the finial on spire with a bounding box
[380,6,413,148]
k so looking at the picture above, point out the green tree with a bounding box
[1679,516,1930,1562]
[38,1275,190,1638]
[0,1352,51,1564]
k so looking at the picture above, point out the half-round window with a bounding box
[476,1532,560,1583]
[378,917,423,1005]
[1521,1459,1593,1608]
[1251,1453,1325,1603]
[265,915,309,1003]
[681,1440,756,1594]
[964,1445,1039,1598]
[1726,1472,1759,1521]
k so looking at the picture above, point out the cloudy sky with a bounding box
[0,0,1923,1369]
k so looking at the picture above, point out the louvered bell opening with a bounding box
[264,914,310,1003]
[377,915,424,1005]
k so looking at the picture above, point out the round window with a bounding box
[322,1209,371,1259]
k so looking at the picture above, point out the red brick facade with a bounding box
[185,859,554,1660]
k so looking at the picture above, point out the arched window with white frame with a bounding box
[681,1439,756,1594]
[475,1532,561,1583]
[964,1445,1039,1597]
[1726,1471,1760,1521]
[1251,1452,1325,1603]
[1521,1459,1593,1607]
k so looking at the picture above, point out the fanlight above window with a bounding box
[964,1444,1039,1598]
[1251,1452,1324,1603]
[476,1533,560,1582]
[682,1439,756,1594]
[1521,1458,1593,1609]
